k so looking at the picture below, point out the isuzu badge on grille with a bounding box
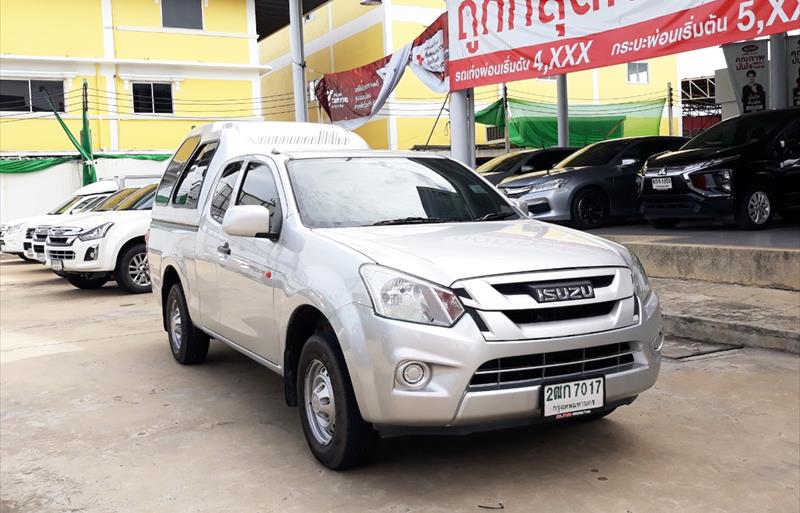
[528,281,595,303]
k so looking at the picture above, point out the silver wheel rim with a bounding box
[304,359,335,446]
[128,252,151,287]
[747,191,771,225]
[169,296,182,351]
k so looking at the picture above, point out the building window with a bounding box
[132,83,173,114]
[627,62,649,84]
[0,79,65,112]
[161,0,203,30]
[486,126,503,141]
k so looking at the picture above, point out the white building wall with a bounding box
[0,158,166,223]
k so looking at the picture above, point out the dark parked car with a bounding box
[499,136,688,229]
[477,147,578,185]
[640,108,800,229]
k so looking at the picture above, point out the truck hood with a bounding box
[316,220,627,285]
[647,145,750,168]
[54,210,151,230]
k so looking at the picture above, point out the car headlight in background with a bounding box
[687,169,732,194]
[360,264,465,326]
[78,222,114,241]
[3,223,25,235]
[528,178,570,193]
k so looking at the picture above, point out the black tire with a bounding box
[64,274,108,289]
[570,188,609,230]
[115,242,151,293]
[735,186,773,230]
[647,218,680,229]
[165,282,209,365]
[298,333,378,470]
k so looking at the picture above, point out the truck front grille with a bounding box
[47,250,75,260]
[469,342,636,390]
[25,228,35,239]
[504,301,617,325]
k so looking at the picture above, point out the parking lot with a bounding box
[1,256,798,513]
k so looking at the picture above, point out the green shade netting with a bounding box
[476,97,667,148]
[0,153,172,174]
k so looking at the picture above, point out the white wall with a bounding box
[0,158,166,223]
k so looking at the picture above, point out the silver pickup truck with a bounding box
[148,122,663,469]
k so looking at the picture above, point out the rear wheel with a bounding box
[165,282,209,365]
[647,218,680,229]
[64,274,108,290]
[115,243,151,293]
[298,333,377,470]
[570,189,609,230]
[736,186,772,230]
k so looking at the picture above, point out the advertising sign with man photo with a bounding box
[723,40,770,114]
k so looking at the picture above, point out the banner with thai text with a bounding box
[446,0,799,90]
[789,35,800,107]
[409,13,450,93]
[723,40,770,114]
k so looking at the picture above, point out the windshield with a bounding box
[477,152,529,174]
[288,157,520,229]
[48,196,83,215]
[114,184,157,211]
[683,114,789,149]
[93,188,138,211]
[554,140,629,168]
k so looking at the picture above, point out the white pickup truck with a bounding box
[148,122,662,469]
[45,184,156,293]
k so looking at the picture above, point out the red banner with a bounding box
[446,0,799,90]
[409,13,450,93]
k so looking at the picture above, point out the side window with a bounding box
[172,141,219,208]
[778,121,800,158]
[622,141,671,163]
[156,136,200,205]
[209,161,244,224]
[237,161,280,209]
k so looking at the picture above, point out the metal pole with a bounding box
[502,83,510,152]
[769,33,788,110]
[667,82,675,136]
[450,89,476,168]
[288,0,308,122]
[556,74,568,147]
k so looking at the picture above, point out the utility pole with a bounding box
[769,33,788,109]
[667,82,674,136]
[502,83,510,152]
[41,81,96,185]
[556,74,569,147]
[288,0,308,122]
[450,89,476,168]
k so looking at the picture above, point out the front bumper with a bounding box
[46,238,115,273]
[640,192,733,220]
[515,187,572,222]
[0,230,25,254]
[335,293,662,428]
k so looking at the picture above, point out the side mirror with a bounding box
[223,205,272,238]
[621,158,639,167]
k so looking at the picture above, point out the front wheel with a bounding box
[116,242,151,293]
[736,186,772,230]
[570,189,609,230]
[298,333,377,470]
[64,274,108,289]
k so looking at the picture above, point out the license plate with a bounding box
[651,177,672,190]
[543,376,604,419]
[51,259,63,271]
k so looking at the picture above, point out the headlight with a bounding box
[529,178,570,193]
[4,223,25,234]
[621,249,652,302]
[359,264,465,326]
[78,222,114,241]
[687,169,732,194]
[681,156,738,173]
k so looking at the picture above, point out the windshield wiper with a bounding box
[475,211,517,222]
[373,217,456,226]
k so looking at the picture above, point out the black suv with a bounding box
[639,108,800,229]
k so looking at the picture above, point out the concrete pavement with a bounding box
[1,258,799,513]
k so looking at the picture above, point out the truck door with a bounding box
[215,160,282,363]
[195,160,244,335]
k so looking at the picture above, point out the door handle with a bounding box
[217,243,231,256]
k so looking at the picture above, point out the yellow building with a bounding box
[260,0,680,150]
[0,0,267,154]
